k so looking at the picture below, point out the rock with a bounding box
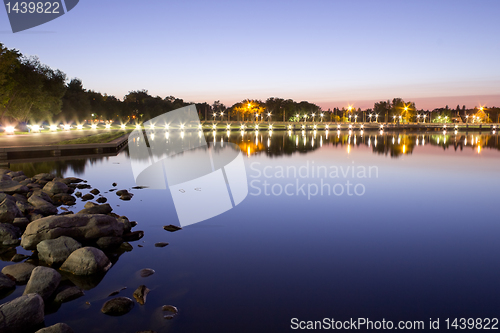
[77,203,112,215]
[28,195,58,216]
[76,184,91,189]
[133,285,150,305]
[0,199,22,223]
[60,247,112,275]
[0,180,29,194]
[62,177,83,184]
[120,242,133,252]
[43,181,69,195]
[74,192,82,198]
[29,212,44,222]
[0,272,15,292]
[131,186,148,190]
[33,173,54,181]
[12,217,29,229]
[163,225,182,232]
[130,221,138,228]
[112,183,117,187]
[7,171,24,178]
[0,223,21,246]
[96,197,107,204]
[1,262,35,284]
[101,297,134,316]
[37,236,82,266]
[12,193,27,202]
[0,294,44,333]
[96,236,123,249]
[81,194,94,201]
[53,285,84,303]
[21,214,124,250]
[139,268,155,278]
[16,200,34,215]
[116,190,129,196]
[51,193,76,206]
[35,323,74,333]
[117,217,131,233]
[123,230,144,242]
[162,305,179,319]
[154,242,169,248]
[12,176,27,182]
[107,287,126,297]
[0,247,16,262]
[119,193,133,201]
[10,253,29,262]
[90,189,100,195]
[23,266,61,301]
[29,190,53,203]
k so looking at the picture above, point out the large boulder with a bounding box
[43,181,69,195]
[0,199,22,223]
[28,195,58,216]
[23,266,61,301]
[0,180,29,194]
[37,236,82,266]
[35,323,74,333]
[77,203,112,215]
[60,247,112,275]
[21,214,124,250]
[0,223,21,246]
[0,294,44,333]
[1,262,36,284]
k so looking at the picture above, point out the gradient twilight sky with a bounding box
[1,0,499,110]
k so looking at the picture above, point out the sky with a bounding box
[1,0,499,110]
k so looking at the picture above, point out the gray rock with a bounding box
[0,199,22,223]
[10,253,29,262]
[60,247,112,275]
[12,217,29,229]
[7,171,24,178]
[43,181,69,195]
[53,285,84,303]
[101,297,134,316]
[12,175,27,182]
[62,177,83,184]
[117,216,131,233]
[29,190,53,203]
[0,294,44,333]
[37,236,82,266]
[83,202,97,209]
[81,194,94,201]
[74,192,82,198]
[96,197,107,204]
[33,173,54,181]
[16,200,35,215]
[77,203,112,215]
[21,214,124,250]
[12,193,27,202]
[35,323,74,333]
[119,193,133,201]
[28,195,58,216]
[90,189,100,195]
[0,223,21,246]
[1,262,36,284]
[51,193,76,206]
[0,272,15,292]
[23,266,61,301]
[96,236,123,249]
[0,179,29,194]
[115,189,129,196]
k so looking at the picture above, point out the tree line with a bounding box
[1,43,498,126]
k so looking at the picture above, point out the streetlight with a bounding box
[320,113,324,122]
[375,114,379,123]
[354,115,358,123]
[423,114,427,123]
[368,114,373,122]
[311,113,316,122]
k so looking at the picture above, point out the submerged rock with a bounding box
[139,268,155,278]
[96,236,123,250]
[101,297,134,316]
[0,294,45,333]
[23,266,61,301]
[154,242,169,248]
[1,262,36,284]
[37,236,82,266]
[21,214,124,250]
[162,305,179,320]
[35,323,74,333]
[133,285,150,305]
[10,253,29,262]
[60,247,112,275]
[53,285,84,303]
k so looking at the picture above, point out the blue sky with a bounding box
[1,0,499,109]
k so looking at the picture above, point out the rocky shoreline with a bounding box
[0,168,177,333]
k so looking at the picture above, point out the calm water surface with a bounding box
[3,130,500,332]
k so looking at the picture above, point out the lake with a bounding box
[3,130,500,332]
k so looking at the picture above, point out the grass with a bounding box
[54,130,131,145]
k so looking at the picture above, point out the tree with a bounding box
[61,78,91,122]
[0,43,21,123]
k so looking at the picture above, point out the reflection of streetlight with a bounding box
[354,115,358,123]
[393,115,396,123]
[77,125,83,130]
[311,113,316,122]
[5,126,15,134]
